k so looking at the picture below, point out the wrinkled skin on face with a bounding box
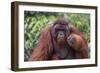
[52,23,70,45]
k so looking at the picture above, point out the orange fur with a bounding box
[67,33,88,58]
[29,25,53,61]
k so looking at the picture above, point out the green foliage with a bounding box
[24,11,90,61]
[24,11,57,49]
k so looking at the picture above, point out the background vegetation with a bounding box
[24,11,90,61]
